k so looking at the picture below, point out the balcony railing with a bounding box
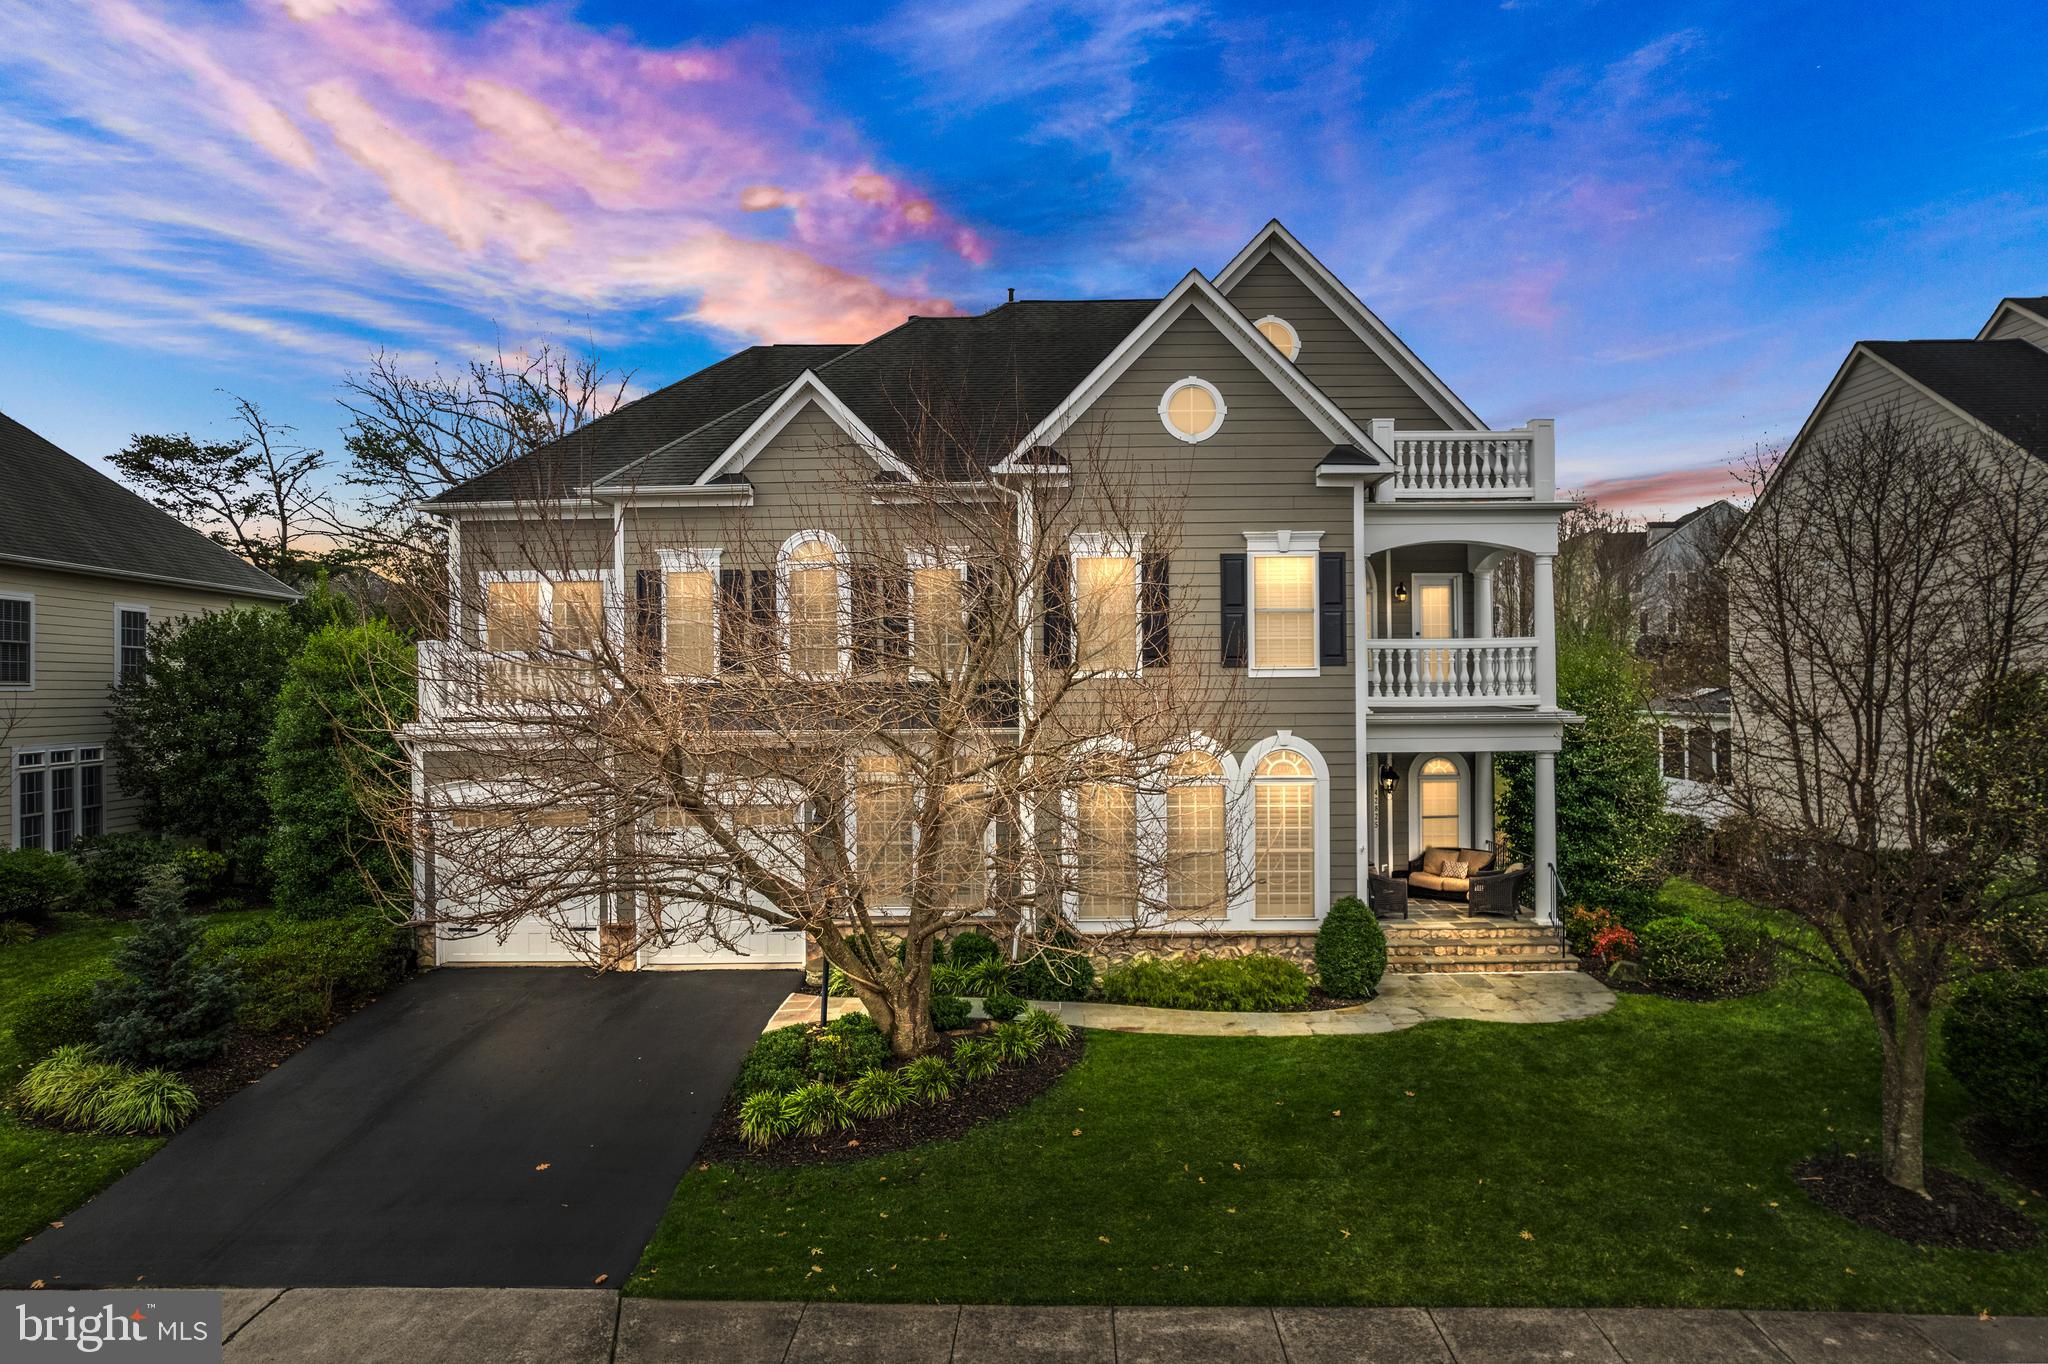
[417,639,602,724]
[1366,638,1539,706]
[1385,423,1552,500]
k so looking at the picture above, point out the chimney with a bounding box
[1007,287,1016,303]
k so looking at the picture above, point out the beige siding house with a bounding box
[1,412,297,850]
[407,223,1578,969]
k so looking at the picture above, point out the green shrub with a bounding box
[782,1081,849,1137]
[983,990,1025,1022]
[208,913,406,1034]
[69,834,177,915]
[174,848,233,900]
[1564,905,1627,959]
[805,1014,888,1082]
[1638,916,1727,993]
[991,1019,1041,1064]
[1314,897,1386,999]
[948,930,1000,966]
[1009,929,1095,1001]
[265,621,416,920]
[951,1036,1001,1082]
[845,1067,912,1120]
[738,1090,793,1149]
[92,1068,199,1135]
[15,1045,117,1127]
[1100,953,1311,1012]
[94,867,238,1068]
[1690,907,1779,993]
[1943,969,2048,1136]
[931,963,974,996]
[0,848,85,924]
[10,976,104,1061]
[902,1054,954,1104]
[1021,1007,1074,1050]
[0,921,35,949]
[930,994,971,1031]
[734,1025,811,1098]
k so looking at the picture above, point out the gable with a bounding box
[1223,254,1446,430]
[1979,300,2048,350]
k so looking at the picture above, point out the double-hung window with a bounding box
[116,606,149,684]
[660,550,719,680]
[1244,533,1321,676]
[909,552,968,677]
[781,534,845,678]
[1071,536,1139,674]
[1073,781,1137,920]
[0,595,30,688]
[482,575,606,653]
[14,746,103,851]
[1164,750,1226,917]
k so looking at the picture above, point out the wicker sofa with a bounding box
[1404,847,1529,917]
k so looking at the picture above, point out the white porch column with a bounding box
[1474,750,1494,850]
[1532,552,1557,709]
[1474,570,1494,640]
[1533,750,1557,924]
[1353,480,1371,896]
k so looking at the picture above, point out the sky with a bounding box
[1,0,2044,520]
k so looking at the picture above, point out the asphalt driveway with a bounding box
[0,967,797,1289]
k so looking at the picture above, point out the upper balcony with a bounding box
[1368,420,1556,503]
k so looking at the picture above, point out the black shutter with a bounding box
[1140,552,1169,668]
[1218,553,1247,667]
[717,569,747,671]
[633,569,663,666]
[749,570,777,663]
[881,565,910,667]
[1318,551,1346,666]
[851,567,880,671]
[1042,554,1073,669]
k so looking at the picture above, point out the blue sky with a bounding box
[1,0,2043,516]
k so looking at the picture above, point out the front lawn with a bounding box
[631,885,2047,1312]
[0,910,257,1248]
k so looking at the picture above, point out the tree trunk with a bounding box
[1874,994,1931,1195]
[852,963,937,1060]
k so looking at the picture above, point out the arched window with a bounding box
[1416,756,1463,853]
[1253,747,1316,918]
[783,534,844,676]
[854,754,912,907]
[1164,750,1225,917]
[1074,780,1137,921]
[1253,315,1301,360]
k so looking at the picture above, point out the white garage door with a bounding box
[636,906,807,968]
[435,805,603,965]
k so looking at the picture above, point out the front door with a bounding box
[1411,575,1461,688]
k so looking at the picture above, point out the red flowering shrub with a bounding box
[1590,924,1639,967]
[1564,905,1625,958]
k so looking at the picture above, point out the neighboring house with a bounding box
[1,411,298,851]
[406,222,1577,968]
[1648,685,1732,823]
[1638,500,1741,640]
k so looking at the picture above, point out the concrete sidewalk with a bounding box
[212,1288,2048,1362]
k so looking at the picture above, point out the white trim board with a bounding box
[692,371,916,486]
[1212,220,1485,432]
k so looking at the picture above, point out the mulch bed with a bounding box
[695,1026,1086,1168]
[1962,1115,2048,1199]
[1793,1151,2040,1252]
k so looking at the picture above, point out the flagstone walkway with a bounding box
[763,970,1613,1036]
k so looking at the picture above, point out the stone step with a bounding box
[1389,941,1572,959]
[1388,956,1582,974]
[1385,928,1562,945]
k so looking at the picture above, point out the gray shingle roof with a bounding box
[423,343,853,507]
[599,299,1160,489]
[0,410,297,599]
[1862,339,2048,457]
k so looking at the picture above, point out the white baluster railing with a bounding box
[417,639,602,723]
[1389,428,1544,498]
[1366,639,1540,705]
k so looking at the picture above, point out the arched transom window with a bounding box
[1418,756,1462,853]
[785,536,843,676]
[1253,747,1315,918]
[1164,750,1225,917]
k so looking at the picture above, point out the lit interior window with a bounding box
[1160,378,1223,442]
[1254,316,1300,360]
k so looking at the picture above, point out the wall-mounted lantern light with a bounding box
[1378,762,1401,796]
[1393,580,1409,604]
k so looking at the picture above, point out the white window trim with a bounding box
[1157,376,1227,444]
[1141,732,1241,930]
[11,743,105,851]
[113,602,150,684]
[0,590,32,691]
[778,530,851,679]
[1407,752,1473,858]
[1233,730,1331,926]
[1252,315,1302,361]
[1243,530,1324,679]
[1068,532,1146,679]
[657,548,721,681]
[1409,572,1463,639]
[847,753,999,915]
[478,569,618,653]
[907,547,970,681]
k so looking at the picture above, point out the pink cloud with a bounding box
[623,230,959,342]
[1578,462,1747,515]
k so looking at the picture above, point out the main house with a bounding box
[406,223,1577,970]
[2,411,298,851]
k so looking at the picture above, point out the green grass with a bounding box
[630,884,2047,1312]
[1,909,257,1248]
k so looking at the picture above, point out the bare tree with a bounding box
[331,346,630,635]
[111,395,329,582]
[1718,403,2048,1194]
[1492,494,1642,640]
[389,403,1251,1058]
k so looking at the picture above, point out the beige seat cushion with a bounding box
[1460,848,1496,874]
[1409,871,1471,894]
[1421,847,1461,876]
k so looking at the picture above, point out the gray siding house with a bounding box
[2,412,297,850]
[407,223,1576,968]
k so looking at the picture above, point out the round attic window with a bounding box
[1254,316,1301,360]
[1159,377,1225,443]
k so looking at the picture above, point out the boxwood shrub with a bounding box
[204,913,407,1034]
[930,994,971,1031]
[1101,953,1311,1012]
[9,976,104,1062]
[0,848,85,925]
[1638,916,1727,993]
[1942,969,2048,1137]
[1315,896,1387,999]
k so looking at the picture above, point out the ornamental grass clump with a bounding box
[782,1081,850,1137]
[902,1054,954,1104]
[845,1067,912,1120]
[15,1045,200,1135]
[738,1090,794,1149]
[951,1037,1001,1082]
[991,1019,1041,1065]
[1021,1008,1073,1050]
